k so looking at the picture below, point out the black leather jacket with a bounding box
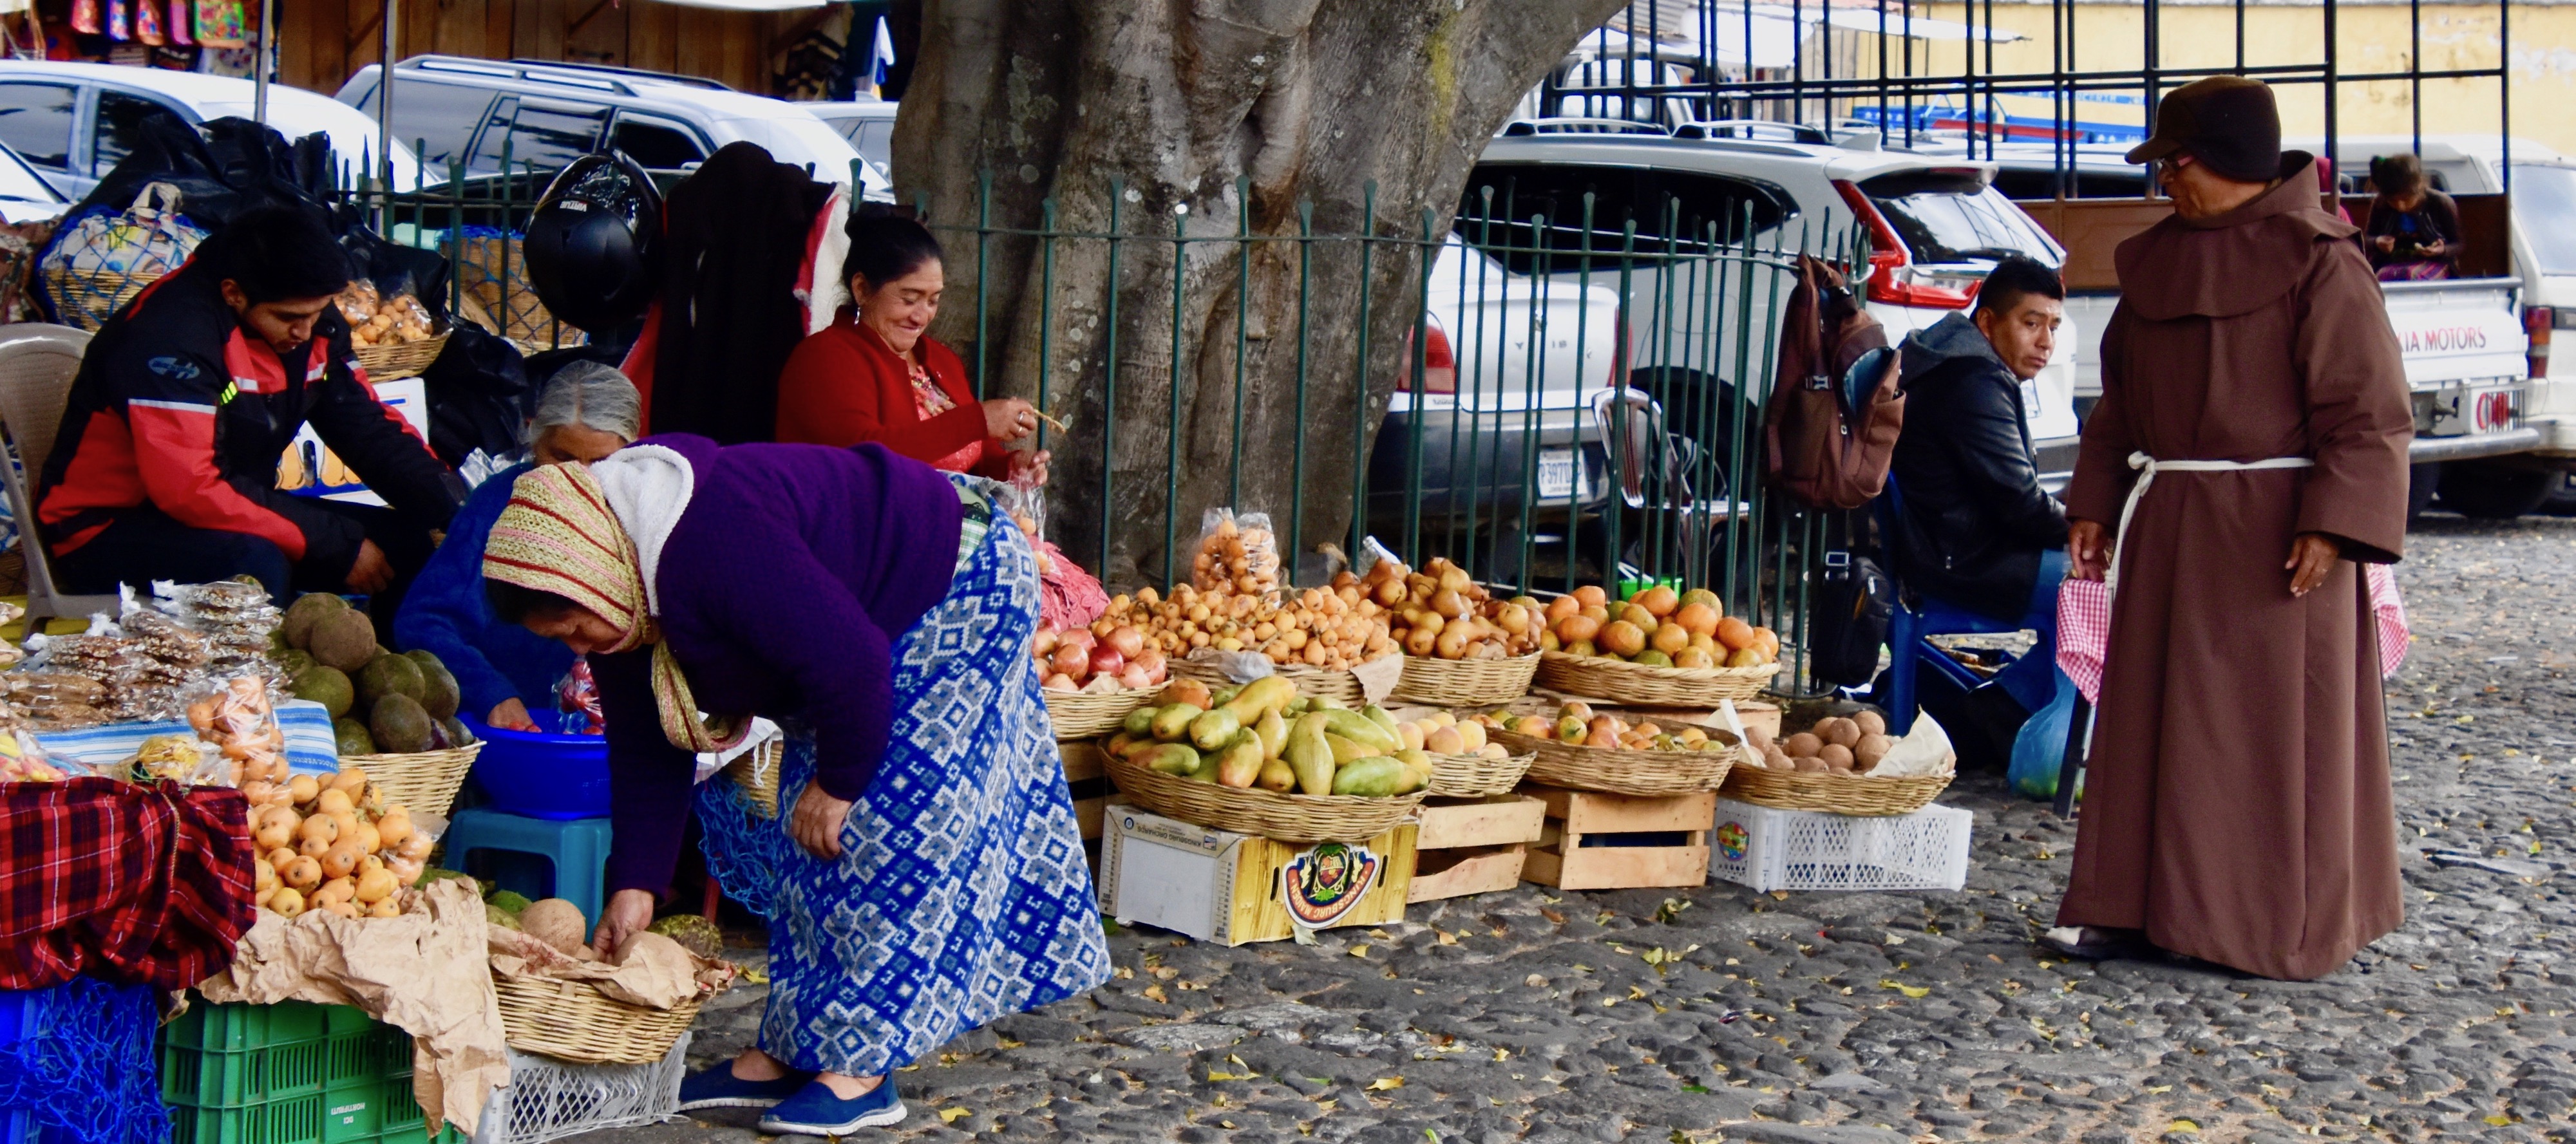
[1887,313,2067,621]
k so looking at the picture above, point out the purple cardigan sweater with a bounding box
[594,433,965,897]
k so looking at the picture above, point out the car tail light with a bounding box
[1831,180,1978,310]
[2528,306,2553,379]
[1399,319,1457,394]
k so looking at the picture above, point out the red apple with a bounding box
[1088,644,1126,679]
[1048,644,1090,679]
[1106,626,1146,660]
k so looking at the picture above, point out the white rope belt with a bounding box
[2107,451,2315,598]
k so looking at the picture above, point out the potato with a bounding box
[1853,733,1893,771]
[1853,710,1888,737]
[1783,732,1824,758]
[1822,718,1862,749]
[1819,744,1855,771]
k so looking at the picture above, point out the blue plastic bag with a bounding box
[2009,670,2081,801]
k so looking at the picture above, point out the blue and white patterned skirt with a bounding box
[694,508,1110,1076]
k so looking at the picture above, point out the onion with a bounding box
[1032,628,1060,657]
[1043,673,1078,691]
[1106,626,1146,659]
[1132,648,1168,684]
[1049,644,1090,679]
[1117,664,1153,689]
[1059,628,1097,655]
[1088,644,1126,679]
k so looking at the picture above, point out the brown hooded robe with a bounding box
[2057,156,2413,981]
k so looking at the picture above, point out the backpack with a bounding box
[1763,255,1906,511]
[1808,549,1895,688]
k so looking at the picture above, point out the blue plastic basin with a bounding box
[462,717,611,820]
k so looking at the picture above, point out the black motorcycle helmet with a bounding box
[522,151,662,333]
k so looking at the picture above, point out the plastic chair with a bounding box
[439,809,614,932]
[1873,474,2029,735]
[0,323,117,627]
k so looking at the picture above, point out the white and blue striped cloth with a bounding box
[33,699,342,776]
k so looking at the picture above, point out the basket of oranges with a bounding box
[1531,583,1781,706]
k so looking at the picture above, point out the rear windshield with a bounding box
[1859,170,2063,268]
[2512,165,2576,277]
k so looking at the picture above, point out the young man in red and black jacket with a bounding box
[37,204,464,608]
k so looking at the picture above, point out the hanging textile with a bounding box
[194,0,245,47]
[133,0,162,46]
[71,0,99,35]
[167,0,191,46]
[106,0,129,41]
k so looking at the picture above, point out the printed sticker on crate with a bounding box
[1282,840,1381,939]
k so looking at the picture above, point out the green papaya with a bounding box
[1316,709,1399,753]
[1218,677,1296,725]
[1210,686,1242,708]
[1330,756,1408,797]
[1256,758,1296,792]
[1103,732,1139,759]
[1213,731,1264,788]
[1150,704,1204,742]
[1122,707,1160,736]
[1141,743,1201,776]
[1361,704,1401,736]
[1286,713,1337,796]
[1253,708,1287,760]
[1189,708,1242,751]
[1309,695,1347,710]
[1392,748,1435,794]
[1324,733,1379,765]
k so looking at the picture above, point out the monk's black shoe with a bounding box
[2038,925,2150,961]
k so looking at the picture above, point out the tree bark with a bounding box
[895,0,1623,588]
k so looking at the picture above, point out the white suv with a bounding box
[1464,122,2083,485]
[0,61,423,196]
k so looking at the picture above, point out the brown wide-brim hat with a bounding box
[2126,77,2281,182]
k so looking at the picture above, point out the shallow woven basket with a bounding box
[344,742,482,819]
[723,740,788,819]
[1719,762,1956,816]
[1106,753,1423,843]
[46,268,156,330]
[494,975,706,1065]
[1492,726,1743,797]
[1390,653,1540,708]
[1426,749,1534,798]
[1043,686,1155,740]
[1169,656,1367,706]
[353,330,450,381]
[1535,652,1781,706]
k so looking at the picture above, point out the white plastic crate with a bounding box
[1706,798,1971,892]
[471,1033,689,1144]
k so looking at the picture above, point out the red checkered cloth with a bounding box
[0,777,258,990]
[2057,563,2409,704]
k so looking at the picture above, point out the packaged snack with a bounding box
[187,675,289,787]
[556,658,603,735]
[0,730,64,782]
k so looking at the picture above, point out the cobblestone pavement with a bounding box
[583,514,2576,1144]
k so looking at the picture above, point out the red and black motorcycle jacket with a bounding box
[35,256,462,579]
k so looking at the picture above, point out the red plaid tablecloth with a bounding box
[2057,563,2410,704]
[0,777,258,990]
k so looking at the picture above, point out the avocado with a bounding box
[271,649,317,677]
[289,665,355,719]
[308,610,379,673]
[404,650,462,718]
[333,718,377,757]
[439,715,474,747]
[281,592,346,650]
[356,653,426,709]
[369,693,435,754]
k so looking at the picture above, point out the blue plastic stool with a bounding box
[1883,595,2027,735]
[440,809,613,933]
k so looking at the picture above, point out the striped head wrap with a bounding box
[484,462,748,754]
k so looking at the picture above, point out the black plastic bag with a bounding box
[1809,549,1895,688]
[61,111,325,237]
[418,322,534,470]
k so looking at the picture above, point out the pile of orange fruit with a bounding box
[1540,584,1779,668]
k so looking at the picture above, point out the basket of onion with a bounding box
[1034,622,1168,738]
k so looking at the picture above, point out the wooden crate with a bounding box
[1097,804,1412,946]
[1061,740,1111,841]
[1520,783,1716,890]
[1407,793,1546,904]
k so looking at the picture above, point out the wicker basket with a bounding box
[493,975,708,1065]
[1535,652,1781,706]
[1105,753,1422,843]
[723,740,788,819]
[1043,686,1155,740]
[353,330,450,382]
[44,268,157,330]
[1491,726,1744,797]
[1719,762,1956,816]
[1425,749,1534,798]
[343,742,482,819]
[1390,653,1540,707]
[1169,655,1371,706]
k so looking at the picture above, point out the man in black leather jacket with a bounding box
[1889,256,2069,715]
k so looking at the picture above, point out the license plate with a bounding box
[2427,382,2523,436]
[1537,447,1586,500]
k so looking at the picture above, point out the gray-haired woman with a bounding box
[393,362,644,731]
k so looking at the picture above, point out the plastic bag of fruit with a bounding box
[0,729,66,783]
[1191,509,1281,596]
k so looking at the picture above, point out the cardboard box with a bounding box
[1707,797,1972,892]
[1522,784,1715,890]
[1097,804,1412,946]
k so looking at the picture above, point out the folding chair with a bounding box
[0,323,117,627]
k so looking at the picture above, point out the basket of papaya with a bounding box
[1476,699,1748,798]
[1100,677,1428,843]
[1531,583,1782,707]
[1362,557,1545,708]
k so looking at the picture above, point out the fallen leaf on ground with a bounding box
[1367,1077,1405,1091]
[938,1107,971,1123]
[1879,979,1930,999]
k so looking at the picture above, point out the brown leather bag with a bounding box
[1763,255,1906,511]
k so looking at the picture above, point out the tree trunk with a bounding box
[895,0,1623,589]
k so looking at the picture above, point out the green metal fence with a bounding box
[354,160,1870,695]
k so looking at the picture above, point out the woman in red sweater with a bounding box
[775,211,1045,482]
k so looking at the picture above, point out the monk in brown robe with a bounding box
[2047,77,2414,980]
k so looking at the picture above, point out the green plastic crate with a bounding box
[167,1075,459,1144]
[161,1000,373,1053]
[162,1002,417,1109]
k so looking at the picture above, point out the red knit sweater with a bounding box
[773,317,1010,478]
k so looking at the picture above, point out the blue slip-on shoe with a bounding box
[758,1078,907,1134]
[677,1062,813,1111]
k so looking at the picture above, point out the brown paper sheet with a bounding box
[486,928,731,1011]
[196,878,508,1134]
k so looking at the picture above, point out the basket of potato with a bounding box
[1721,709,1955,816]
[1476,700,1747,797]
[246,766,434,921]
[1359,558,1544,708]
[336,283,448,381]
